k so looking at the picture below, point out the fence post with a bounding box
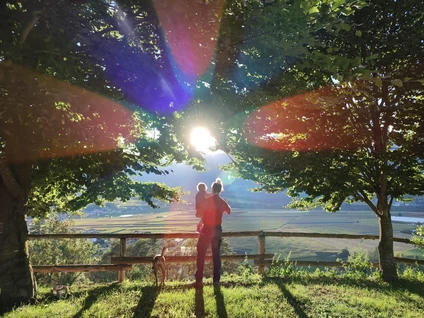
[258,232,266,275]
[118,238,127,282]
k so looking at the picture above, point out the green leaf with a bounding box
[309,6,319,14]
[333,0,345,10]
[373,78,383,87]
[339,23,351,32]
[392,79,403,87]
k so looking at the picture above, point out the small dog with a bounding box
[51,284,69,299]
[152,246,166,286]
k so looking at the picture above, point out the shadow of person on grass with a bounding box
[72,283,121,318]
[195,288,205,317]
[273,279,308,318]
[214,286,228,318]
[132,285,160,318]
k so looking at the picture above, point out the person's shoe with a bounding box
[189,281,203,289]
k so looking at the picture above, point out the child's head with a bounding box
[197,182,207,192]
[211,178,223,194]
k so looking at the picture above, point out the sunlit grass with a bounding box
[5,274,424,318]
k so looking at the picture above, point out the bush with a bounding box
[412,225,424,250]
[400,265,424,282]
[238,254,254,279]
[338,249,376,278]
[28,214,99,286]
[265,252,302,278]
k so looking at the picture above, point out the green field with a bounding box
[71,209,424,261]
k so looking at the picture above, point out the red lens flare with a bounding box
[2,63,136,162]
[244,87,362,151]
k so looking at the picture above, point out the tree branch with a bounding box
[225,152,238,165]
[388,195,394,210]
[19,9,44,48]
[357,189,379,215]
[0,158,21,198]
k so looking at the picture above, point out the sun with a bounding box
[190,127,216,152]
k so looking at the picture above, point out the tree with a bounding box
[215,0,424,281]
[0,0,204,310]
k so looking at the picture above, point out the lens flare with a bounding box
[244,87,361,151]
[2,63,136,162]
[155,0,224,77]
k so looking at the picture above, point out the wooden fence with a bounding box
[28,231,423,282]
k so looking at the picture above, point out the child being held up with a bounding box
[195,182,208,233]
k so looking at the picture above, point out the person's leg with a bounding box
[211,228,222,284]
[195,232,211,284]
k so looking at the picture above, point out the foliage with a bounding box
[400,265,424,282]
[221,0,424,212]
[0,0,204,307]
[265,252,309,278]
[411,225,424,250]
[215,0,424,281]
[0,0,204,219]
[238,254,255,279]
[28,214,98,286]
[339,249,375,278]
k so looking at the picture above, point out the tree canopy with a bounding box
[0,0,209,310]
[0,0,209,218]
[216,0,424,281]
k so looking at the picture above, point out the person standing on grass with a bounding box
[192,178,231,288]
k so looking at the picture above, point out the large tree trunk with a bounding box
[377,211,398,282]
[0,162,35,313]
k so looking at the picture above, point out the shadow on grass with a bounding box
[195,288,205,317]
[388,278,424,306]
[72,283,121,318]
[214,286,228,318]
[272,280,308,318]
[263,275,424,304]
[132,285,159,318]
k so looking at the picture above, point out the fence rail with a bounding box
[32,264,132,273]
[28,231,412,243]
[28,231,420,282]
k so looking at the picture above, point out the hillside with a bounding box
[81,151,424,216]
[130,151,424,211]
[4,274,424,317]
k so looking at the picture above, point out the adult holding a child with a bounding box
[192,178,231,288]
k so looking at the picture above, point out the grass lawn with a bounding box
[4,274,424,318]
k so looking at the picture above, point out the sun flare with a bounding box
[190,127,216,152]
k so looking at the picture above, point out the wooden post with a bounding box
[118,238,127,282]
[258,233,266,275]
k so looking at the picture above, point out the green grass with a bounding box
[5,274,424,318]
[396,248,424,260]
